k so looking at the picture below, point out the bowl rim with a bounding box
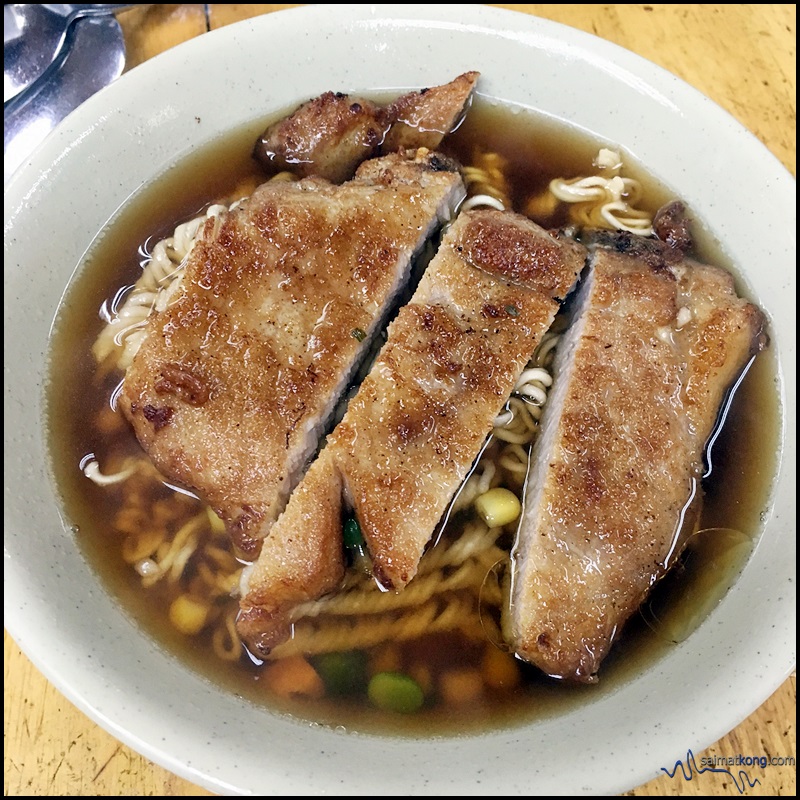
[4,4,796,796]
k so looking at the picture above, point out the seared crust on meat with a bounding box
[236,451,345,655]
[457,210,583,299]
[238,209,585,657]
[675,261,768,438]
[653,200,693,253]
[253,92,388,183]
[253,73,480,183]
[507,244,767,682]
[382,71,480,152]
[120,152,463,557]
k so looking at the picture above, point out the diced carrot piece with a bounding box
[263,655,325,699]
[482,646,521,690]
[439,668,483,706]
[369,644,401,675]
[407,663,434,696]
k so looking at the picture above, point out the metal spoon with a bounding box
[4,5,140,106]
[4,6,139,183]
[4,5,71,103]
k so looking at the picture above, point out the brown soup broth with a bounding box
[45,98,780,736]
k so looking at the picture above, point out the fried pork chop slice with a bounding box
[507,241,767,682]
[120,151,464,557]
[238,209,586,657]
[381,71,480,152]
[253,72,480,182]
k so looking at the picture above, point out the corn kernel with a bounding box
[523,189,560,220]
[475,487,521,527]
[168,595,209,635]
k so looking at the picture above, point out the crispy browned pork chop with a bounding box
[119,151,464,557]
[506,238,767,682]
[381,71,480,152]
[253,72,479,182]
[238,209,586,657]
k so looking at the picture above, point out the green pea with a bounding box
[312,650,367,696]
[367,672,424,714]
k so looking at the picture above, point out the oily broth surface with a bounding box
[45,98,780,735]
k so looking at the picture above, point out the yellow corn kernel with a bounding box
[475,487,521,527]
[523,189,560,221]
[168,595,209,635]
[121,527,165,564]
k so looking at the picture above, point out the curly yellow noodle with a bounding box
[493,398,538,444]
[197,561,241,597]
[533,331,560,367]
[121,526,164,565]
[479,577,504,609]
[212,609,243,662]
[542,150,654,235]
[498,443,530,477]
[93,179,285,371]
[141,512,205,588]
[420,521,502,572]
[293,545,506,619]
[204,545,240,571]
[264,518,509,658]
[272,594,486,658]
[461,150,511,208]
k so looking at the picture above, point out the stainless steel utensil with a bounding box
[4,4,140,183]
[5,4,70,103]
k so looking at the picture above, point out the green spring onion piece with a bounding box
[505,304,519,317]
[367,672,425,714]
[351,327,367,342]
[343,517,364,548]
[312,650,368,696]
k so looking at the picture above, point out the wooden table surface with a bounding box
[4,4,795,796]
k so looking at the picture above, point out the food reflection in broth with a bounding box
[46,99,780,734]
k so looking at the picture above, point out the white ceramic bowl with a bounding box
[4,5,795,795]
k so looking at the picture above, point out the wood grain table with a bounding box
[4,4,795,796]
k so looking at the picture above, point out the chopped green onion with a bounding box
[505,304,519,317]
[351,327,367,342]
[367,672,425,714]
